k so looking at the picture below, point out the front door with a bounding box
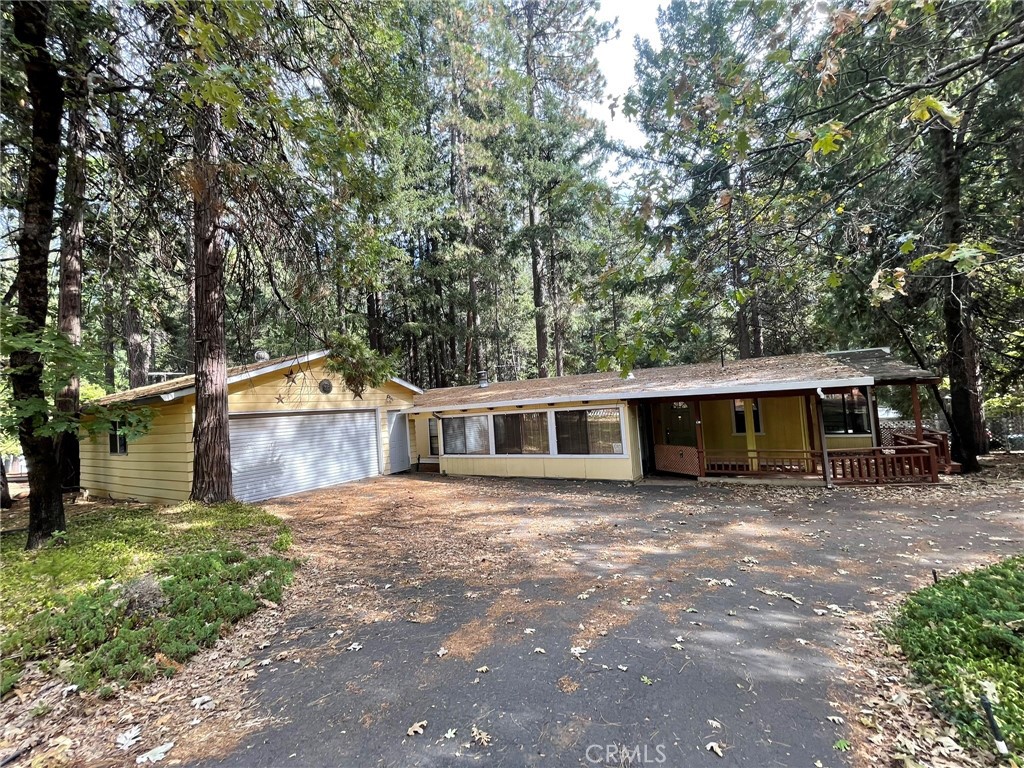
[652,401,701,477]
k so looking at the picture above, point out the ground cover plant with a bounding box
[0,500,294,697]
[890,555,1024,753]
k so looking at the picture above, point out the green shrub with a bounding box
[0,502,294,696]
[890,556,1024,752]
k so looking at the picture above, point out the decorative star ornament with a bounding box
[284,370,298,385]
[275,394,285,404]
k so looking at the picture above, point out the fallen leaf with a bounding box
[471,725,491,747]
[116,725,142,751]
[444,728,457,740]
[706,741,724,757]
[708,719,722,729]
[476,666,489,673]
[407,720,427,737]
[136,742,174,764]
[532,647,546,654]
[436,647,448,658]
[828,715,845,724]
[346,642,363,651]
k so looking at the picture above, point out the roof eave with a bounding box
[407,376,876,414]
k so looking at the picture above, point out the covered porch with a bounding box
[638,350,952,486]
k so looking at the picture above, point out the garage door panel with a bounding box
[231,411,379,502]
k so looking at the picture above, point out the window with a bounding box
[108,421,128,455]
[428,418,439,456]
[441,415,489,455]
[494,412,549,454]
[732,399,762,434]
[554,408,623,455]
[822,390,870,434]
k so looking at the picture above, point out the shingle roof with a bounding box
[411,351,898,412]
[825,348,941,384]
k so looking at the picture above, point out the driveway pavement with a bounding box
[195,474,1022,767]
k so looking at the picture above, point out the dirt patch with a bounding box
[557,675,580,694]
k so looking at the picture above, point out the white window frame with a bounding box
[439,405,629,460]
[730,398,765,436]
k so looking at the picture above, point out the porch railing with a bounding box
[893,429,953,470]
[703,448,818,476]
[700,444,939,484]
[827,444,938,484]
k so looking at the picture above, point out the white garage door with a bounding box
[230,410,380,502]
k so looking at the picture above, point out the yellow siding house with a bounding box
[81,351,421,504]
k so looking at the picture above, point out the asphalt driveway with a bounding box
[195,473,1022,767]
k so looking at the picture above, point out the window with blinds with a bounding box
[554,408,623,455]
[493,412,549,454]
[441,415,490,455]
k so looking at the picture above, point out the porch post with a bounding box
[743,398,758,472]
[867,385,881,446]
[815,393,833,488]
[694,400,706,477]
[911,383,924,441]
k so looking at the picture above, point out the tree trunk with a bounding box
[11,1,67,549]
[935,125,983,472]
[190,103,232,502]
[56,80,87,490]
[524,1,549,378]
[125,303,150,388]
[1,462,12,510]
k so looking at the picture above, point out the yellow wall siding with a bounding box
[80,401,194,505]
[409,414,439,465]
[701,396,810,452]
[441,455,637,482]
[435,402,641,483]
[228,363,414,413]
[825,434,872,450]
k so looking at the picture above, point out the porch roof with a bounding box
[410,351,882,413]
[824,348,941,385]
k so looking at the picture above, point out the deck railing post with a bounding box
[928,445,939,483]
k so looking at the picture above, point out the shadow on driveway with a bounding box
[194,474,1022,767]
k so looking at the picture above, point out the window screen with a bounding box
[733,399,762,434]
[441,416,489,454]
[494,412,549,454]
[554,409,623,455]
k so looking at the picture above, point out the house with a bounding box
[81,347,951,506]
[80,350,422,504]
[407,348,954,486]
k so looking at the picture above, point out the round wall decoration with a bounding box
[318,378,333,394]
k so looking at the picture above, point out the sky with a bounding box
[588,0,664,149]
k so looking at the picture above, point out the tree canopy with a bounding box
[2,0,1021,544]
